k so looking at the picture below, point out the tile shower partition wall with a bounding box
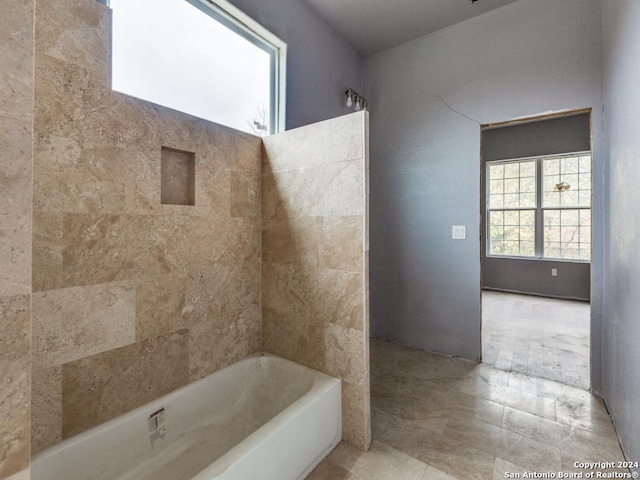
[31,0,262,453]
[0,0,35,478]
[262,112,371,450]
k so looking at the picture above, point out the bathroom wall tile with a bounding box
[262,263,318,316]
[189,306,261,381]
[135,274,187,341]
[31,367,62,455]
[263,161,364,222]
[0,0,34,121]
[32,282,136,368]
[186,216,260,270]
[32,211,64,292]
[35,0,111,85]
[342,382,372,451]
[0,295,31,479]
[61,214,190,287]
[262,113,364,173]
[0,118,33,215]
[34,142,130,214]
[34,55,111,144]
[0,213,32,297]
[262,308,326,373]
[325,324,367,386]
[184,263,261,327]
[322,217,364,272]
[262,217,324,266]
[230,170,261,218]
[318,270,364,331]
[61,330,189,438]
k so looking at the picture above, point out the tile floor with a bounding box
[482,290,590,389]
[308,339,628,480]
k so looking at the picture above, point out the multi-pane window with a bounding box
[486,153,591,261]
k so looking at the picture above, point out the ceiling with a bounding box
[303,0,522,57]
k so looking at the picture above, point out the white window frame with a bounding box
[109,0,287,134]
[486,151,592,263]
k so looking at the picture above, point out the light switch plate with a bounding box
[452,225,466,240]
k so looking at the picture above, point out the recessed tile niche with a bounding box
[160,146,195,206]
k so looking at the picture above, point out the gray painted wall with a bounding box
[228,0,363,130]
[602,0,640,466]
[482,114,592,301]
[364,0,604,366]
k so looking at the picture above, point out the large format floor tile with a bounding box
[308,339,628,480]
[482,290,590,389]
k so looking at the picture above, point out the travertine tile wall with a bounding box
[0,0,35,478]
[262,112,371,450]
[30,0,262,453]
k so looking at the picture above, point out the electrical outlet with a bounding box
[551,268,558,277]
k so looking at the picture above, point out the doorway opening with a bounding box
[480,111,592,390]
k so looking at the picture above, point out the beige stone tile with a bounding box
[323,441,366,471]
[422,466,458,480]
[262,263,318,316]
[135,274,187,341]
[306,459,357,480]
[34,55,111,144]
[501,406,574,447]
[263,216,324,266]
[0,0,34,121]
[187,216,260,270]
[32,282,136,368]
[0,295,31,479]
[61,330,189,438]
[348,440,428,480]
[378,420,495,480]
[183,263,261,329]
[263,160,364,222]
[61,214,190,287]
[230,169,260,218]
[318,269,364,331]
[322,216,364,273]
[34,141,130,214]
[188,307,262,382]
[325,323,366,387]
[262,112,364,173]
[496,429,562,473]
[423,389,506,428]
[0,213,31,297]
[342,382,371,451]
[35,0,110,84]
[187,266,261,381]
[459,383,557,421]
[0,117,32,215]
[555,395,618,438]
[557,427,626,464]
[31,366,62,455]
[5,467,30,480]
[441,417,505,457]
[262,308,326,373]
[492,457,526,480]
[32,211,64,292]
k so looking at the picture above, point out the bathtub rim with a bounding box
[31,352,340,471]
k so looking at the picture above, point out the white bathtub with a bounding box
[32,354,342,480]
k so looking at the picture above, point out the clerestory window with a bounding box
[109,0,287,135]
